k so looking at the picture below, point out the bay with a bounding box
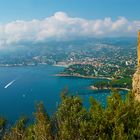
[0,65,127,122]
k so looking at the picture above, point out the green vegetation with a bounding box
[62,64,97,77]
[62,63,133,90]
[61,64,135,79]
[94,77,132,90]
[0,91,140,140]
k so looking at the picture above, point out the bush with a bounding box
[1,91,140,140]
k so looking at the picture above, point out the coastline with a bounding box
[55,73,112,80]
[0,63,41,67]
[90,85,130,91]
[52,64,69,68]
[0,64,68,68]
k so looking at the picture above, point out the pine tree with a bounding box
[3,117,27,140]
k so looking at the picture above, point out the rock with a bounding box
[132,30,140,101]
[132,68,140,101]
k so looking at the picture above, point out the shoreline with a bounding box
[0,63,44,67]
[52,64,69,68]
[55,73,112,80]
[90,85,130,91]
[0,64,68,68]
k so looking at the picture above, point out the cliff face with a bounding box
[132,30,140,101]
[132,68,140,101]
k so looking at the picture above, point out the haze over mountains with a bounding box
[0,11,140,50]
[0,37,137,67]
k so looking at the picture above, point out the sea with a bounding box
[0,65,127,123]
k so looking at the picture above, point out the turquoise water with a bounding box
[0,65,127,122]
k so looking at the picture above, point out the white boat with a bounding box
[4,80,16,89]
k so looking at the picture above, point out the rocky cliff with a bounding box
[132,30,140,101]
[132,68,140,101]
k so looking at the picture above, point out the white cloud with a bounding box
[0,11,140,47]
[111,17,128,31]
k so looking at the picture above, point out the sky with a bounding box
[0,0,140,22]
[0,0,140,47]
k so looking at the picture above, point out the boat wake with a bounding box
[4,79,16,89]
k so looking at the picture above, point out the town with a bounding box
[0,38,137,82]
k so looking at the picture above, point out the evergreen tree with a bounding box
[3,117,27,140]
[0,91,140,140]
[26,102,53,140]
[56,95,89,140]
[0,117,6,139]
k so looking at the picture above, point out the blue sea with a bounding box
[0,65,127,122]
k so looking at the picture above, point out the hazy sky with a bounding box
[0,0,140,47]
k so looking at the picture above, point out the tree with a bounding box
[0,91,140,139]
[0,117,6,139]
[56,95,90,140]
[26,102,53,140]
[3,117,27,140]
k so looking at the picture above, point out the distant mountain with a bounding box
[0,37,137,65]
